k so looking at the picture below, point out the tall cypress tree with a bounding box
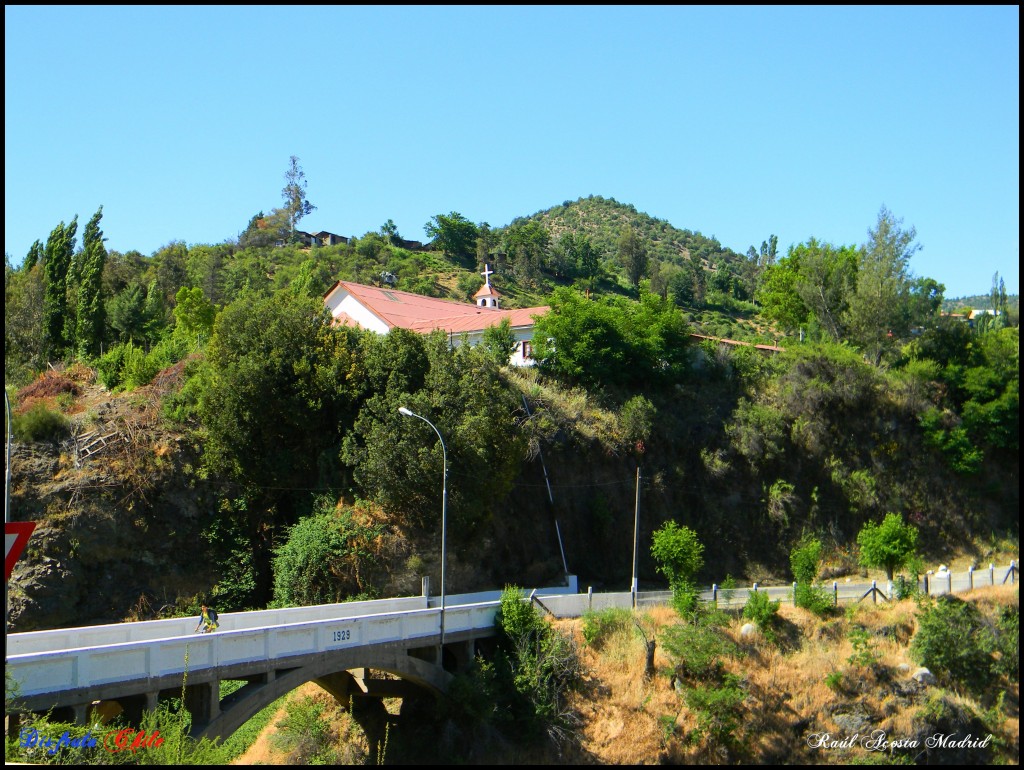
[42,216,78,360]
[76,206,108,357]
[24,240,44,271]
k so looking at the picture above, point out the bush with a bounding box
[742,589,780,631]
[495,586,583,744]
[910,595,997,691]
[661,621,738,682]
[683,674,745,746]
[581,607,633,647]
[790,536,834,616]
[270,695,339,764]
[13,402,70,442]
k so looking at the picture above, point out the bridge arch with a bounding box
[191,642,463,742]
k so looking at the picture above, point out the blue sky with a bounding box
[5,5,1019,299]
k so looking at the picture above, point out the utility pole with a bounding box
[631,466,640,608]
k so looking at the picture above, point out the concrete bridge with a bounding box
[5,584,579,742]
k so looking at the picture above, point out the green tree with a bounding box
[756,252,810,333]
[24,239,44,271]
[504,220,550,286]
[187,243,231,306]
[532,287,691,390]
[282,155,316,238]
[791,238,858,341]
[844,206,920,364]
[380,218,399,244]
[172,286,216,345]
[481,317,517,365]
[617,225,649,288]
[650,521,704,587]
[5,254,46,380]
[910,595,998,691]
[856,512,919,582]
[424,211,479,267]
[75,206,108,357]
[107,281,148,343]
[200,292,362,487]
[42,216,78,359]
[342,331,526,532]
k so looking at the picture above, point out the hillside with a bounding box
[512,194,748,273]
[222,587,1019,765]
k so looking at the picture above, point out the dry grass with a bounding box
[218,590,1021,765]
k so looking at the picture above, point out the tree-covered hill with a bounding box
[511,194,749,274]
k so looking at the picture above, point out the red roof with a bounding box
[326,281,547,334]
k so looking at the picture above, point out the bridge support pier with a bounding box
[184,680,220,726]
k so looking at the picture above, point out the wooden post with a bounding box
[833,581,838,607]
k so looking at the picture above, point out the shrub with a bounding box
[270,695,338,764]
[683,674,745,746]
[495,586,583,744]
[910,595,996,691]
[994,604,1018,679]
[13,402,70,442]
[742,590,780,643]
[620,394,656,445]
[790,535,834,616]
[661,621,738,682]
[847,627,880,668]
[581,607,633,647]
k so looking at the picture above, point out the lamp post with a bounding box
[398,406,448,658]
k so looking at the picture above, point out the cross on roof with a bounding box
[481,263,494,287]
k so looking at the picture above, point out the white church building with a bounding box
[323,266,549,366]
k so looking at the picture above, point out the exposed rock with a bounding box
[912,667,937,685]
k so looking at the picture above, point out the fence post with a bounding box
[752,582,758,593]
[990,563,995,586]
[945,571,952,594]
[924,571,931,596]
[1006,560,1017,586]
[833,581,838,607]
[792,582,798,606]
[871,580,877,604]
[588,586,593,612]
[968,566,973,591]
[712,583,718,607]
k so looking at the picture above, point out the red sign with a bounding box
[5,521,36,581]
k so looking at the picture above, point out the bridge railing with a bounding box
[7,584,575,657]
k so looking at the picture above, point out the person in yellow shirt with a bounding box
[194,604,219,633]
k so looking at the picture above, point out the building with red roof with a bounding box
[323,266,548,366]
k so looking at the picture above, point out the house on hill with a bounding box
[323,265,549,366]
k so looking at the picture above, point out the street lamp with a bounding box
[398,406,448,658]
